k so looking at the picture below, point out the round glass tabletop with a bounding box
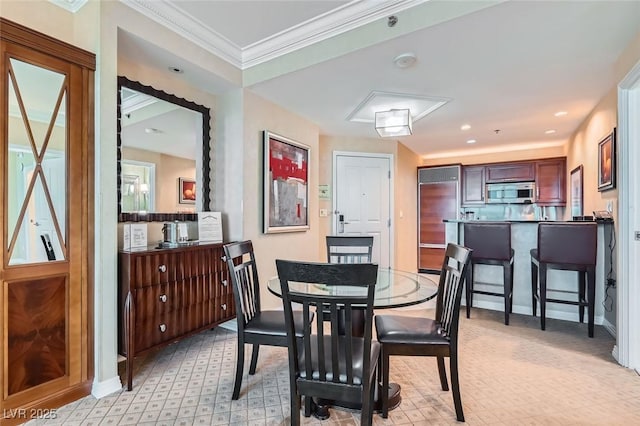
[267,267,438,309]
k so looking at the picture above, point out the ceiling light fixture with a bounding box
[375,109,412,137]
[466,139,477,144]
[545,129,556,134]
[168,66,184,74]
[393,52,417,68]
[460,124,471,131]
[554,111,568,117]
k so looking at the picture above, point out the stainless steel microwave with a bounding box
[486,182,535,204]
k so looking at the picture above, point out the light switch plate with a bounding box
[319,209,328,217]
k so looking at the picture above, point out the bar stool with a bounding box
[530,222,597,337]
[464,222,514,325]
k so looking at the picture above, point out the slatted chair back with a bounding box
[435,243,473,340]
[276,260,379,424]
[224,240,261,332]
[326,235,374,264]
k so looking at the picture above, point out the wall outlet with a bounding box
[606,200,614,213]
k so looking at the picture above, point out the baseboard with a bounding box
[612,345,620,364]
[218,319,237,332]
[464,299,605,325]
[91,376,122,399]
[602,318,616,337]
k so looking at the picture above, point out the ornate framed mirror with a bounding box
[117,76,211,221]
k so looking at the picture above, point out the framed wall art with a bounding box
[178,177,196,204]
[570,165,583,218]
[598,128,616,192]
[263,131,310,233]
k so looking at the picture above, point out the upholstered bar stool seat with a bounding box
[464,222,514,325]
[530,222,597,337]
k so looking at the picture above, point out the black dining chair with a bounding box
[375,243,472,421]
[223,241,312,400]
[326,235,374,263]
[276,260,379,426]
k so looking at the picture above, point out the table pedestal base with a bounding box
[311,383,402,420]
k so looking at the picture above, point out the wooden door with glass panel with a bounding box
[1,18,94,416]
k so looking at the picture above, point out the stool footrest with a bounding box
[546,297,588,307]
[471,289,508,297]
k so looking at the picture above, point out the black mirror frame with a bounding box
[117,76,211,221]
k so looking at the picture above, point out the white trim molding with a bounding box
[49,0,89,13]
[122,0,243,68]
[120,0,426,70]
[616,59,640,370]
[91,376,122,399]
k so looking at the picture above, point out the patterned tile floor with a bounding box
[27,307,640,425]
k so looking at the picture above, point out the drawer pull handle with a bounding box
[159,294,167,303]
[222,279,228,287]
[221,303,227,311]
[158,264,167,273]
[159,324,167,333]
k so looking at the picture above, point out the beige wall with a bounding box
[242,90,321,310]
[395,142,420,271]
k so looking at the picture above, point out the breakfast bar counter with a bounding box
[443,219,614,329]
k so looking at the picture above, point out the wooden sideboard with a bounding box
[118,243,235,390]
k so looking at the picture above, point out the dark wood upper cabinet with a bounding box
[485,162,535,183]
[462,165,485,206]
[535,158,566,206]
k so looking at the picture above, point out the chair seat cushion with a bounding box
[375,315,449,346]
[245,310,311,338]
[297,336,380,385]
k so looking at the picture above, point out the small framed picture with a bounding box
[570,165,583,218]
[597,129,616,192]
[178,177,196,204]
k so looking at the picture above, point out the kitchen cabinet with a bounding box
[535,158,566,205]
[119,243,235,390]
[462,165,486,205]
[486,162,535,183]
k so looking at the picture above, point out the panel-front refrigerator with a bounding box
[418,165,460,272]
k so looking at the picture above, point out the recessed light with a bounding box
[393,52,417,69]
[460,124,471,131]
[554,111,568,117]
[168,66,184,74]
[545,129,556,134]
[466,139,477,144]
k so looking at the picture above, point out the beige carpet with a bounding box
[27,307,640,425]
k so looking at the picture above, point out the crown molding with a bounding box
[121,0,243,68]
[242,0,426,68]
[49,0,89,13]
[121,0,427,70]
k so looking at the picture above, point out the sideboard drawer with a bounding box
[134,284,181,322]
[134,311,182,352]
[130,252,181,288]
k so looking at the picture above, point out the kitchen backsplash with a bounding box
[461,204,563,221]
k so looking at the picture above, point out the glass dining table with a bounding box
[267,266,439,309]
[266,266,439,416]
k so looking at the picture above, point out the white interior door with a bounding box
[333,152,392,268]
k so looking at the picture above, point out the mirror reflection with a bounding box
[117,77,211,220]
[7,58,67,265]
